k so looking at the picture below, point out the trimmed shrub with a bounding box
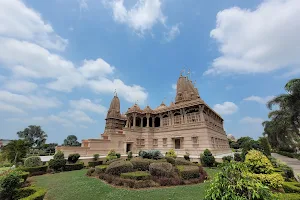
[64,162,84,171]
[93,154,99,161]
[280,164,295,180]
[17,186,47,200]
[127,151,133,160]
[116,153,121,158]
[247,172,284,190]
[152,176,183,186]
[139,150,163,159]
[165,149,177,158]
[20,165,48,176]
[184,153,190,161]
[86,168,95,176]
[24,156,42,168]
[245,150,274,174]
[149,162,174,177]
[278,193,300,200]
[106,156,118,162]
[53,151,64,160]
[105,158,122,165]
[105,160,133,175]
[131,157,151,171]
[234,153,242,162]
[176,165,200,180]
[48,159,66,171]
[283,182,300,193]
[67,153,80,164]
[120,171,151,180]
[175,158,195,166]
[95,165,108,174]
[165,156,176,165]
[0,172,22,199]
[200,149,215,167]
[222,155,233,163]
[88,161,103,167]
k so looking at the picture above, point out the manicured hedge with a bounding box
[149,162,174,177]
[105,158,122,165]
[88,161,103,167]
[120,171,151,180]
[247,173,284,190]
[175,158,195,166]
[95,165,108,174]
[20,172,30,182]
[20,165,48,176]
[283,182,300,193]
[131,158,151,171]
[64,162,84,171]
[165,157,176,165]
[105,161,133,175]
[278,193,300,200]
[18,187,47,200]
[176,165,200,180]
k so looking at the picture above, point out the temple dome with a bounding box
[154,102,167,110]
[175,75,200,104]
[143,105,153,113]
[128,103,142,113]
[106,94,121,118]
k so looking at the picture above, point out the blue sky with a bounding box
[0,0,299,143]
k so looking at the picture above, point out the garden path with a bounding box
[272,153,300,178]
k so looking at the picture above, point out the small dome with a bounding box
[169,101,175,107]
[155,102,167,110]
[143,105,153,113]
[128,103,142,113]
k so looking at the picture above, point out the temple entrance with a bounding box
[175,139,181,149]
[126,143,132,153]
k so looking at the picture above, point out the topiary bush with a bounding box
[105,160,133,175]
[105,158,122,165]
[20,165,48,176]
[204,162,275,200]
[184,152,190,161]
[64,162,84,171]
[24,156,42,168]
[95,165,108,174]
[116,153,121,158]
[93,154,99,161]
[53,151,64,160]
[176,165,200,180]
[127,151,133,160]
[165,149,177,158]
[88,161,103,167]
[175,158,195,166]
[234,153,242,162]
[247,172,284,190]
[67,153,80,164]
[165,156,176,165]
[48,159,66,172]
[131,157,151,171]
[0,172,22,199]
[120,171,151,180]
[245,150,274,174]
[139,150,163,160]
[86,168,95,176]
[222,155,233,163]
[17,186,47,200]
[280,164,295,181]
[149,162,174,177]
[282,182,300,193]
[200,149,215,167]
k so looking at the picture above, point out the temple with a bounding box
[57,74,231,156]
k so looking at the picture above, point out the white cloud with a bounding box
[70,99,107,114]
[0,90,61,109]
[0,101,25,114]
[78,58,115,78]
[88,78,148,104]
[213,101,238,115]
[244,95,275,104]
[78,0,88,12]
[164,24,180,42]
[0,0,68,51]
[172,83,177,90]
[240,117,264,124]
[4,80,38,93]
[48,115,75,127]
[105,0,166,35]
[206,0,300,75]
[59,110,95,123]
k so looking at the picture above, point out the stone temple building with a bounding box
[57,74,231,157]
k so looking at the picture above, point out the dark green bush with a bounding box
[149,162,174,177]
[139,150,163,159]
[105,158,122,165]
[283,182,300,193]
[281,165,295,180]
[48,159,66,171]
[234,153,242,162]
[0,173,22,199]
[131,157,151,171]
[95,165,108,174]
[127,151,133,160]
[175,158,195,165]
[88,161,103,167]
[53,151,64,160]
[93,154,99,161]
[24,156,42,167]
[67,153,80,164]
[222,155,233,163]
[165,157,176,165]
[258,137,271,156]
[17,186,47,200]
[184,153,190,161]
[116,153,121,158]
[278,193,300,200]
[86,168,95,176]
[20,165,48,176]
[176,165,200,180]
[64,162,84,171]
[105,160,133,175]
[120,171,151,180]
[200,149,215,167]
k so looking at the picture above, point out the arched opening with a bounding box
[174,112,181,125]
[154,117,160,127]
[129,117,133,127]
[142,117,147,127]
[136,117,141,127]
[149,117,153,127]
[162,114,169,126]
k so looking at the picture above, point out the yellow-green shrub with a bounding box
[165,149,177,158]
[247,172,284,190]
[282,182,300,193]
[245,150,274,174]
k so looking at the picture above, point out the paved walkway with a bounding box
[272,153,300,178]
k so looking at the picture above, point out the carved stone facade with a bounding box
[57,75,231,156]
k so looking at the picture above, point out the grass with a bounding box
[31,168,219,200]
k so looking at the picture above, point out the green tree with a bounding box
[63,135,81,146]
[17,125,47,149]
[2,140,29,164]
[258,137,271,156]
[237,136,253,148]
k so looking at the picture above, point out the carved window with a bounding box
[187,112,200,123]
[137,139,145,146]
[163,138,167,146]
[153,139,158,146]
[192,136,198,144]
[162,115,169,126]
[174,115,181,125]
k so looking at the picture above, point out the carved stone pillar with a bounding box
[183,108,187,124]
[152,117,155,127]
[146,114,150,127]
[199,105,205,122]
[180,109,184,124]
[168,111,172,126]
[159,114,163,127]
[125,119,129,128]
[133,114,136,128]
[140,116,143,127]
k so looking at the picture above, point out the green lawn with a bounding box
[31,168,219,200]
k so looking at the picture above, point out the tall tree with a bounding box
[63,135,81,146]
[2,140,30,164]
[17,125,47,149]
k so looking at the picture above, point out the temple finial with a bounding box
[114,89,117,96]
